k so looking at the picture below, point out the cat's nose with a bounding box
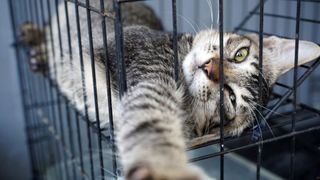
[198,59,217,81]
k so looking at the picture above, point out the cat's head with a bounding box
[182,29,320,137]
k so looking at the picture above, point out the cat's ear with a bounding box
[245,34,320,82]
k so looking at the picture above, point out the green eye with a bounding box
[234,47,249,62]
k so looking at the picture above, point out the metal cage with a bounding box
[8,0,320,179]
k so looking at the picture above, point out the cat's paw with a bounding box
[20,21,44,46]
[28,44,48,73]
[126,163,212,180]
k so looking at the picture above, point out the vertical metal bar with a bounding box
[47,0,56,59]
[113,0,127,98]
[8,0,37,178]
[64,0,73,59]
[51,1,70,178]
[55,0,63,57]
[218,0,224,179]
[65,100,77,180]
[28,0,43,176]
[100,0,118,178]
[85,0,105,179]
[39,0,50,128]
[30,1,46,177]
[57,95,71,180]
[24,0,45,176]
[257,0,264,179]
[45,0,58,138]
[46,35,75,179]
[55,134,65,180]
[25,57,41,178]
[38,3,56,176]
[73,0,95,179]
[48,1,66,178]
[291,0,301,179]
[20,28,41,180]
[172,0,179,84]
[29,61,44,177]
[19,50,39,179]
[75,112,85,179]
[45,1,64,179]
[37,1,54,178]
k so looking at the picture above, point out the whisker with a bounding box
[249,99,288,117]
[248,105,264,141]
[215,0,219,27]
[250,104,275,137]
[258,71,269,87]
[177,13,199,34]
[204,0,214,29]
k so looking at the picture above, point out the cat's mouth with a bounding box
[204,113,235,135]
[208,116,234,129]
[211,84,236,128]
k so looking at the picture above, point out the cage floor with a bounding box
[44,149,282,180]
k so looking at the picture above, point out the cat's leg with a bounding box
[117,81,210,180]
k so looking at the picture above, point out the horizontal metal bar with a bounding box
[300,64,310,69]
[189,123,320,162]
[118,0,151,3]
[253,12,320,24]
[25,101,59,110]
[237,28,289,38]
[65,0,115,19]
[277,0,320,3]
[274,82,293,90]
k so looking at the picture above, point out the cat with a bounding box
[20,0,320,179]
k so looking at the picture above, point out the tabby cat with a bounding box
[20,1,320,179]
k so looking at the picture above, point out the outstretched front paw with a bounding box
[28,45,48,73]
[126,163,212,180]
[20,21,44,46]
[20,21,48,73]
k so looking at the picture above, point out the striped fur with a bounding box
[20,1,320,179]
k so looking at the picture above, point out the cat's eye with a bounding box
[234,47,249,62]
[230,94,236,103]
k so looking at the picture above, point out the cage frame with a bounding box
[8,0,320,179]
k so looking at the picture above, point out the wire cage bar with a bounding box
[8,0,320,179]
[218,0,225,179]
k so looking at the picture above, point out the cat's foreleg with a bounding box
[117,81,210,180]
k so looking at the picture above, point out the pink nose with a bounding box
[199,59,217,81]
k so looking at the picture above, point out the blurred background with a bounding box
[1,0,319,179]
[0,0,32,179]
